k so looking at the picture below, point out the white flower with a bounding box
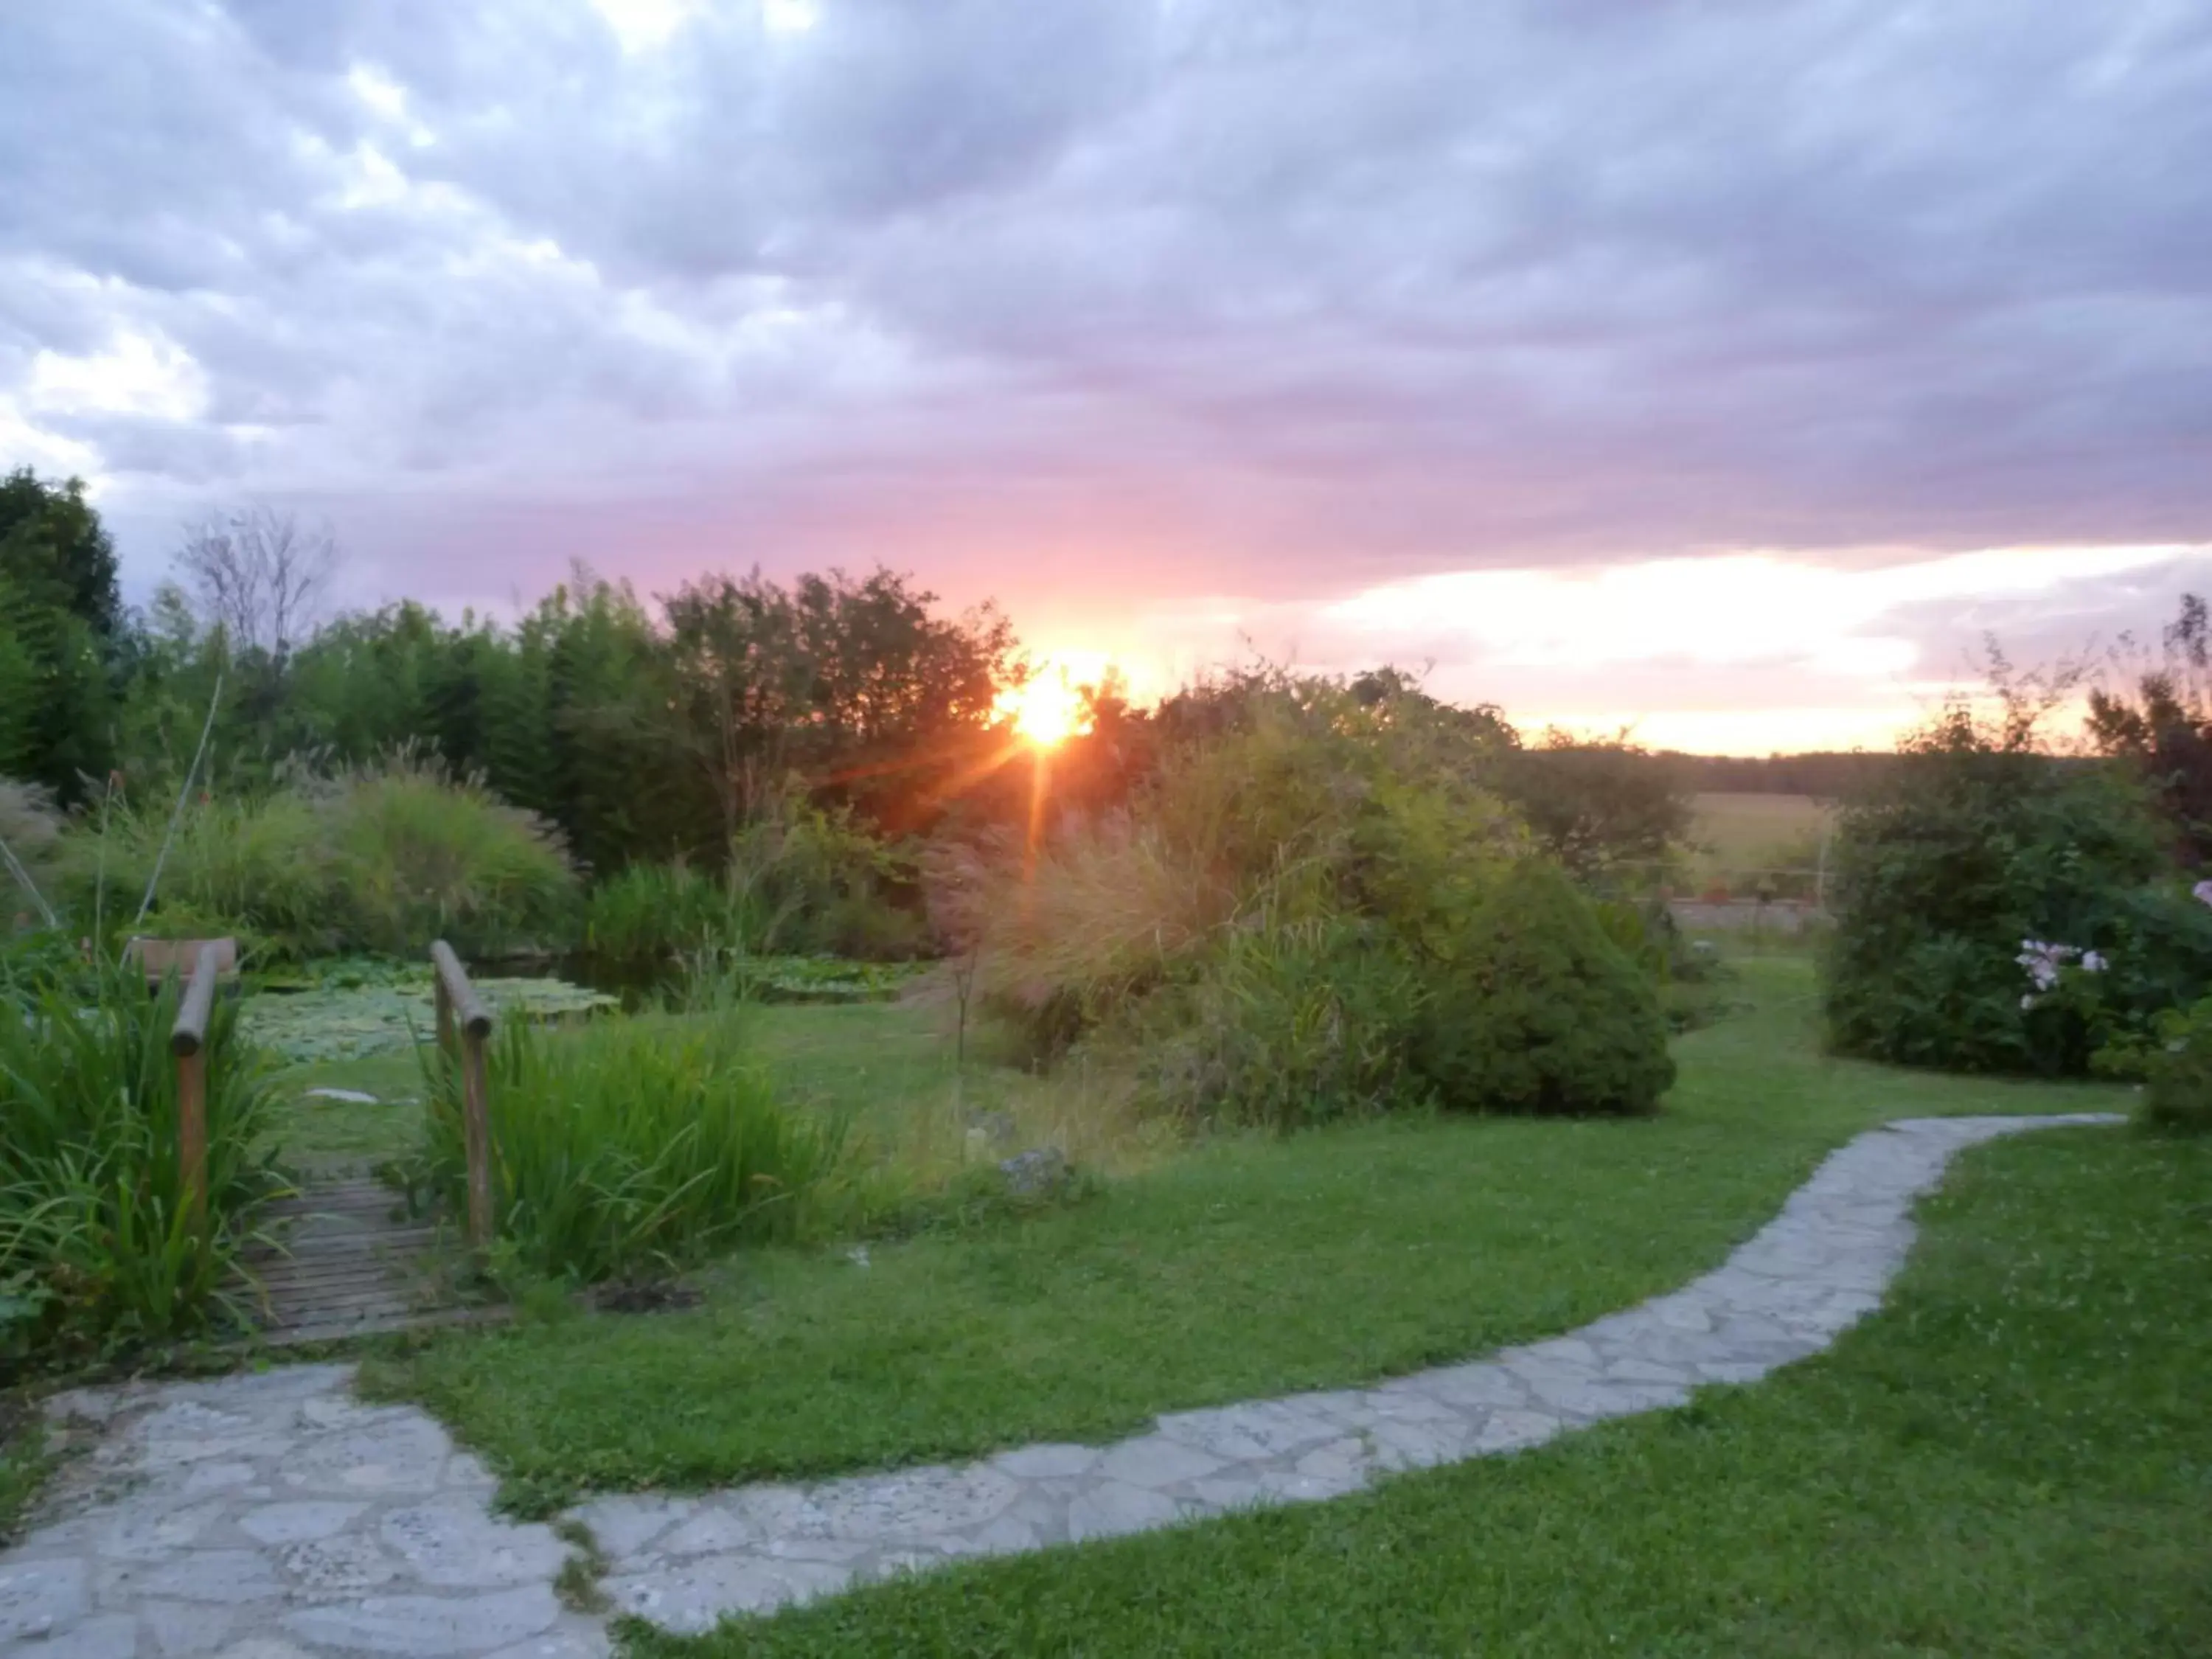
[2195,880,2212,908]
[2080,950,2107,973]
[2020,993,2038,1010]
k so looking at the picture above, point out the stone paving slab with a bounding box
[0,1113,2119,1652]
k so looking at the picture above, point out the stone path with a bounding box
[1,1113,2118,1655]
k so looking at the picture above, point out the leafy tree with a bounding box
[1495,729,1694,884]
[0,469,120,640]
[0,471,121,799]
[2088,592,2212,864]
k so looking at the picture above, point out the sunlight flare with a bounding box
[1002,669,1091,748]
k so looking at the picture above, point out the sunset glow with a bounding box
[1003,669,1091,748]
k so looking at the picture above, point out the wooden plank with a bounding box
[253,1305,509,1349]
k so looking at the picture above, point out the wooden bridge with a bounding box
[159,939,505,1347]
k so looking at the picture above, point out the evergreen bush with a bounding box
[1413,862,1675,1116]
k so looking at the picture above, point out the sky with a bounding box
[4,0,2210,753]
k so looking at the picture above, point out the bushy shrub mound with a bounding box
[2106,995,2212,1134]
[957,672,1675,1126]
[319,754,576,955]
[58,752,577,959]
[1824,704,2212,1075]
[1415,863,1674,1116]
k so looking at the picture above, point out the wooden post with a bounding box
[431,941,495,1249]
[170,942,221,1237]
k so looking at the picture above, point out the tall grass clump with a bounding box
[416,1002,847,1283]
[60,789,333,956]
[319,751,577,956]
[55,751,579,959]
[581,861,732,966]
[0,961,287,1360]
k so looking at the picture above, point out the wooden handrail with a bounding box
[430,939,495,1250]
[431,940,493,1038]
[171,942,223,1234]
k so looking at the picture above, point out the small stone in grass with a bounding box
[305,1088,380,1104]
[998,1147,1071,1199]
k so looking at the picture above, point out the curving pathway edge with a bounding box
[1,1112,2122,1656]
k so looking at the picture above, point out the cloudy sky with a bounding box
[5,0,2209,751]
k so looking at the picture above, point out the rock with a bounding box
[1,1556,89,1643]
[285,1585,562,1656]
[238,1502,367,1546]
[305,1088,380,1104]
[996,1147,1069,1198]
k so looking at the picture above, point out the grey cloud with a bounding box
[0,0,2206,622]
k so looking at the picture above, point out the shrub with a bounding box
[970,670,1523,1062]
[581,861,728,965]
[0,960,287,1357]
[1130,919,1425,1129]
[1824,702,2198,1075]
[319,753,577,956]
[61,790,334,957]
[726,794,924,959]
[1413,862,1675,1115]
[56,754,579,959]
[2113,994,2212,1134]
[580,799,923,968]
[413,1001,846,1283]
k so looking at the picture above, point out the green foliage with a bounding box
[969,672,1686,1126]
[582,797,923,966]
[2115,992,2212,1134]
[58,755,580,959]
[410,1005,847,1284]
[0,778,64,925]
[0,470,122,801]
[1414,863,1676,1115]
[1824,700,2199,1074]
[365,960,2133,1517]
[1495,728,1696,882]
[0,961,288,1359]
[316,752,577,956]
[1130,919,1425,1129]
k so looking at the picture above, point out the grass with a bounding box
[267,1051,428,1169]
[0,1395,47,1545]
[633,1124,2212,1658]
[411,1006,846,1284]
[361,957,2129,1512]
[1688,790,1833,879]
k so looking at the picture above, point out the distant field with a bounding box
[1689,792,1834,874]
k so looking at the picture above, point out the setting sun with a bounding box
[1003,669,1091,747]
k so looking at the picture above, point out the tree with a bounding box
[0,468,121,640]
[0,470,121,799]
[1495,729,1694,883]
[2088,593,2212,864]
[172,506,335,660]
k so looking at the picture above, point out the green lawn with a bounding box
[636,1124,2212,1658]
[361,959,2128,1514]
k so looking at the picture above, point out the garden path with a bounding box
[1,1111,2120,1658]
